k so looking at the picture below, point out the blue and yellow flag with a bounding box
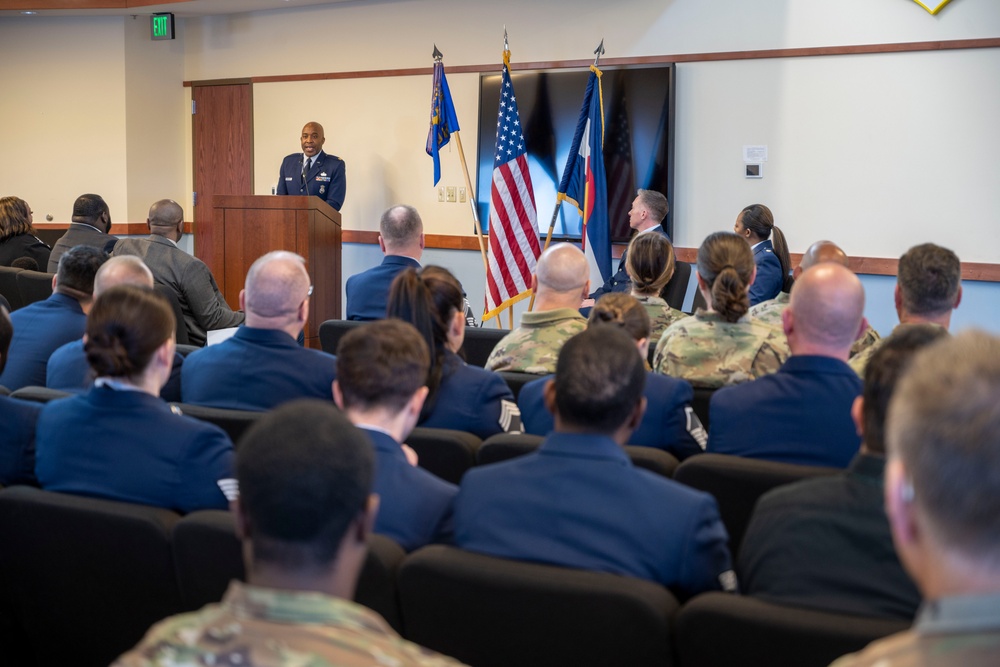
[426,60,461,186]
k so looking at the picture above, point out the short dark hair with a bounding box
[636,189,669,223]
[237,400,374,569]
[72,194,109,221]
[897,243,961,317]
[336,319,429,414]
[554,325,645,434]
[0,307,12,375]
[85,285,174,380]
[887,330,1000,561]
[56,245,108,300]
[861,324,948,455]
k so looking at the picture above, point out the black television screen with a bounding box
[476,64,675,243]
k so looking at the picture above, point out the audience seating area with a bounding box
[0,266,53,312]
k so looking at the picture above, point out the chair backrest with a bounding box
[171,402,263,447]
[459,326,510,368]
[0,265,25,310]
[478,434,678,478]
[406,427,481,484]
[175,343,200,357]
[154,284,191,345]
[673,453,839,558]
[691,386,715,429]
[661,259,692,311]
[497,370,542,400]
[689,285,708,315]
[9,386,71,403]
[15,270,54,307]
[399,545,679,667]
[172,510,406,632]
[674,591,910,667]
[0,486,184,667]
[318,318,366,355]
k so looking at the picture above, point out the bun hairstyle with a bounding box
[85,285,175,380]
[387,265,465,417]
[698,232,755,323]
[738,203,793,291]
[625,233,675,296]
[588,293,651,343]
[0,196,35,241]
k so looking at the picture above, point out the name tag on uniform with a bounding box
[284,177,294,181]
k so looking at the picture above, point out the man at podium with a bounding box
[275,122,346,211]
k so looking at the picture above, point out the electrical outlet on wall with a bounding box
[446,186,457,202]
[438,187,445,202]
[458,187,467,203]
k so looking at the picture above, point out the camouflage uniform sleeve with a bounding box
[849,325,881,359]
[751,329,789,379]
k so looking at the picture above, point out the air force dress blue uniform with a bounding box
[180,326,336,411]
[749,238,783,306]
[453,433,735,597]
[517,372,705,459]
[361,427,457,552]
[344,255,420,321]
[46,339,184,402]
[0,396,41,486]
[708,355,863,467]
[35,385,234,513]
[275,151,346,211]
[0,293,87,391]
[418,351,517,439]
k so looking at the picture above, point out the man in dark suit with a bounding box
[275,121,346,211]
[0,245,106,391]
[345,205,423,321]
[47,194,118,272]
[181,250,336,411]
[708,262,866,467]
[583,188,671,306]
[112,199,244,346]
[0,305,41,486]
[455,325,735,597]
[334,319,457,552]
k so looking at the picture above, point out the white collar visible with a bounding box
[751,239,764,250]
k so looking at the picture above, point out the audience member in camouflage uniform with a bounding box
[654,232,788,388]
[625,232,686,344]
[750,240,881,359]
[486,243,589,374]
[831,331,1000,667]
[113,401,466,667]
[848,243,961,377]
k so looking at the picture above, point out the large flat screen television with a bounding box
[476,63,675,243]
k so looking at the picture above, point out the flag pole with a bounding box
[531,38,606,312]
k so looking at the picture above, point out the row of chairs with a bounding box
[0,485,908,667]
[0,266,54,311]
[7,384,838,556]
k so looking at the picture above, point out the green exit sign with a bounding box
[151,13,175,41]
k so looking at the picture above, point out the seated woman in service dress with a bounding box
[35,285,234,513]
[733,203,792,306]
[518,293,706,459]
[0,196,51,270]
[626,232,686,346]
[653,231,789,388]
[387,266,518,440]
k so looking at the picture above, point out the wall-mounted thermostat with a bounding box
[745,163,763,179]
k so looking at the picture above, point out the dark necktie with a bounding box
[301,157,310,186]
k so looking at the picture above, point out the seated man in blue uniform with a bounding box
[334,319,457,552]
[0,306,41,486]
[583,188,672,306]
[275,121,346,211]
[0,244,107,391]
[454,325,736,598]
[708,262,865,467]
[181,250,336,411]
[46,255,183,402]
[831,331,1000,667]
[345,204,423,321]
[739,325,945,621]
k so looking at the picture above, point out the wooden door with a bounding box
[191,82,253,301]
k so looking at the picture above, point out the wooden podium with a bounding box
[199,195,341,348]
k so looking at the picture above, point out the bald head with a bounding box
[534,243,590,310]
[800,240,849,272]
[785,263,865,357]
[147,200,184,241]
[243,251,311,334]
[94,256,154,297]
[379,205,424,257]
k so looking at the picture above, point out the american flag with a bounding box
[605,80,635,240]
[483,50,541,322]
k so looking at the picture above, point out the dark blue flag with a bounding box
[426,60,461,186]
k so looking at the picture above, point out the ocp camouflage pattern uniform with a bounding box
[848,321,946,378]
[112,581,468,667]
[653,310,790,388]
[634,295,687,345]
[750,292,881,360]
[485,307,587,374]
